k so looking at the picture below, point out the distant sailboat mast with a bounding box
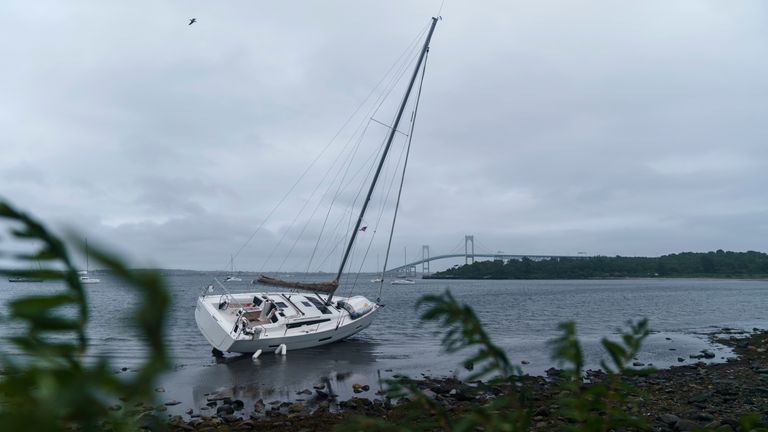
[329,17,439,304]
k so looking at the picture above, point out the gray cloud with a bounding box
[2,1,767,271]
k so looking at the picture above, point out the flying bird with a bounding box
[188,18,197,25]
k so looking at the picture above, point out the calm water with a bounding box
[2,274,767,412]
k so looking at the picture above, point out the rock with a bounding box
[253,399,265,413]
[313,383,325,390]
[521,360,530,365]
[296,389,312,395]
[185,408,193,415]
[361,384,370,391]
[164,400,181,406]
[696,413,714,422]
[632,362,645,367]
[687,392,709,403]
[675,419,699,431]
[315,390,329,399]
[121,367,128,372]
[352,383,363,393]
[464,361,474,371]
[154,387,166,393]
[678,357,685,362]
[658,414,679,425]
[288,402,306,414]
[231,399,244,411]
[206,390,233,401]
[216,404,234,416]
[108,404,121,411]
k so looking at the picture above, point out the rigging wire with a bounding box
[267,27,426,275]
[378,48,432,302]
[221,23,431,274]
[258,32,424,275]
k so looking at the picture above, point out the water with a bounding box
[2,274,767,413]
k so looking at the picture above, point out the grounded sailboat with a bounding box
[195,17,439,354]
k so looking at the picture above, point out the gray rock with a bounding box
[675,419,699,431]
[216,404,234,416]
[164,400,181,406]
[632,362,645,367]
[658,414,679,425]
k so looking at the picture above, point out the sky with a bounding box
[1,1,767,272]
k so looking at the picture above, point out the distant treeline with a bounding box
[426,250,768,280]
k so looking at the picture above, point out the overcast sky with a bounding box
[2,1,767,272]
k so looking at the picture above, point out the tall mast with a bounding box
[330,17,439,302]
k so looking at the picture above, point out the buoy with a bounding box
[281,344,287,355]
[252,349,262,360]
[275,344,287,355]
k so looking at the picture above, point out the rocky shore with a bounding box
[146,329,768,431]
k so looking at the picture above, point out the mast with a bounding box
[329,17,439,302]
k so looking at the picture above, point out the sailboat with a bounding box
[391,247,415,285]
[194,17,439,354]
[370,255,383,283]
[224,256,243,282]
[79,239,100,284]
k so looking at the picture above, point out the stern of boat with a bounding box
[194,296,236,352]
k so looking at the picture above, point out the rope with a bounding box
[220,23,431,275]
[378,49,432,302]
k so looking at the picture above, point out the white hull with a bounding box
[391,279,415,285]
[195,292,379,353]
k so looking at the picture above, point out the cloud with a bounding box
[2,0,767,270]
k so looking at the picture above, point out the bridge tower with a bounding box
[421,245,430,274]
[465,235,475,265]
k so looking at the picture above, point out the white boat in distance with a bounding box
[79,239,100,284]
[195,18,439,354]
[391,278,415,285]
[79,271,100,284]
[224,255,243,282]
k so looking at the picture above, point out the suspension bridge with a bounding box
[385,235,589,275]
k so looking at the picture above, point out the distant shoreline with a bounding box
[424,275,768,281]
[427,250,768,281]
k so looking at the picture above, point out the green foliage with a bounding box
[550,319,652,431]
[429,251,768,279]
[0,200,170,431]
[418,291,518,382]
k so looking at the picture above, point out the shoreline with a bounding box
[144,327,768,431]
